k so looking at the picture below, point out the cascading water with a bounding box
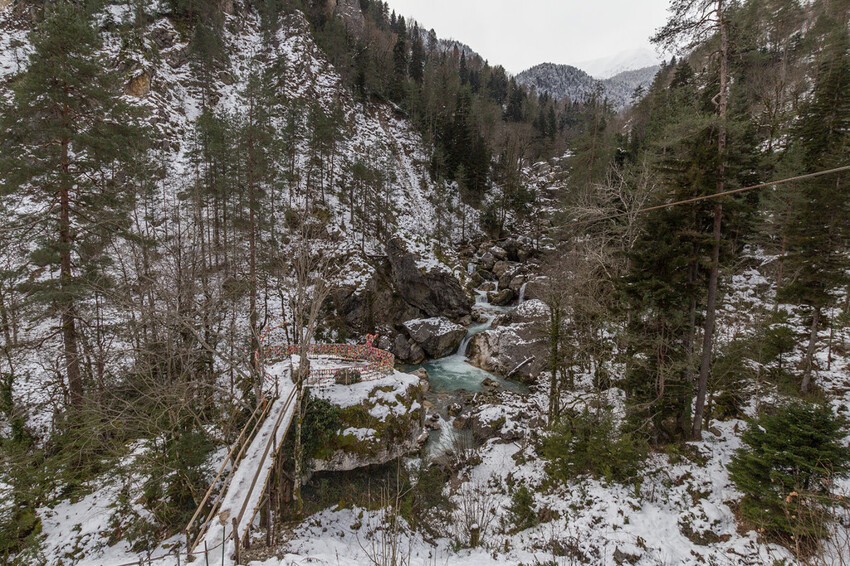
[406,289,528,458]
[409,291,525,394]
[518,281,528,304]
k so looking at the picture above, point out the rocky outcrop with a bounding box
[331,270,421,336]
[330,0,365,38]
[467,300,550,382]
[125,70,151,97]
[386,237,472,321]
[311,372,426,473]
[403,317,466,359]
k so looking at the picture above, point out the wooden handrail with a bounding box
[185,396,272,551]
[184,398,267,539]
[190,397,274,549]
[235,385,298,544]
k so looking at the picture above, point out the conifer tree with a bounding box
[779,24,850,393]
[409,23,425,84]
[729,403,850,543]
[653,0,733,439]
[1,4,147,408]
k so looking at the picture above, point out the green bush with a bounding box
[728,403,850,546]
[507,484,537,533]
[539,407,647,484]
[301,395,342,462]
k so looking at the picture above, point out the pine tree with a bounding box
[779,24,850,394]
[653,0,734,439]
[390,17,409,101]
[729,403,850,543]
[0,4,147,408]
[409,23,425,84]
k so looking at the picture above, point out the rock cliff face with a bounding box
[386,237,472,322]
[330,238,472,357]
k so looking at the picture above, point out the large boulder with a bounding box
[467,301,549,382]
[403,317,467,359]
[521,276,550,302]
[492,260,515,279]
[490,246,508,260]
[488,288,514,306]
[386,237,472,321]
[479,252,496,271]
[392,333,426,364]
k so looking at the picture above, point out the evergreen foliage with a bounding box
[540,407,647,484]
[0,3,150,407]
[507,485,538,533]
[729,403,850,544]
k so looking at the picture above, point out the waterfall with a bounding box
[518,282,528,304]
[457,331,474,357]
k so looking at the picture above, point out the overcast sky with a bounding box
[384,0,672,74]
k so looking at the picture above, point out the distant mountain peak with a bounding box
[516,62,660,110]
[575,47,662,80]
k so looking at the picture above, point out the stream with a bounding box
[403,291,529,458]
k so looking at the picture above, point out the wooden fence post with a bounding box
[232,517,240,565]
[470,524,481,548]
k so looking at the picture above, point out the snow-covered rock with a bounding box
[403,317,466,359]
[310,371,426,472]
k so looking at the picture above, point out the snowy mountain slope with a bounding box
[0,3,479,562]
[0,0,473,433]
[575,46,662,79]
[515,62,659,109]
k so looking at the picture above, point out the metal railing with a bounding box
[264,342,395,385]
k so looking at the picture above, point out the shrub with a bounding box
[334,368,362,385]
[301,395,342,462]
[507,484,538,533]
[401,463,454,539]
[539,407,647,484]
[728,402,850,547]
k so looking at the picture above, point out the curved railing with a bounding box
[263,334,395,385]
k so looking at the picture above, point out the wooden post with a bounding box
[232,517,240,565]
[266,501,272,547]
[185,530,193,562]
[470,524,481,548]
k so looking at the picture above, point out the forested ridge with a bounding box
[0,0,849,564]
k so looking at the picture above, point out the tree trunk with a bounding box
[692,0,728,440]
[800,306,820,394]
[248,95,261,402]
[292,356,309,519]
[60,136,83,408]
[547,304,561,425]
